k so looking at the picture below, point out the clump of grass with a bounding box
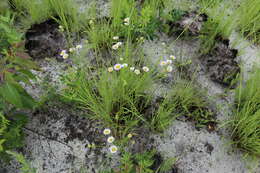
[9,0,86,33]
[232,69,260,157]
[233,0,260,44]
[170,79,215,129]
[62,64,155,137]
[199,0,236,54]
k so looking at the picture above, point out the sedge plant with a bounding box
[232,69,260,157]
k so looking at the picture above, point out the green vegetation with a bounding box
[0,10,36,161]
[6,151,37,173]
[233,0,260,44]
[100,151,177,173]
[232,69,260,157]
[0,0,259,172]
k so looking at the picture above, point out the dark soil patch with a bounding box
[200,37,240,87]
[204,142,214,155]
[25,19,66,59]
[166,11,208,36]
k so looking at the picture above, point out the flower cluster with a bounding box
[59,44,83,59]
[103,128,118,154]
[58,25,64,32]
[160,55,176,72]
[107,63,150,75]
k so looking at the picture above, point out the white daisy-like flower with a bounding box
[114,64,122,71]
[130,67,135,71]
[107,136,115,143]
[161,42,166,46]
[119,58,124,61]
[170,55,176,60]
[109,145,118,154]
[62,53,69,59]
[103,128,111,135]
[89,20,94,25]
[76,45,82,49]
[60,50,67,56]
[166,65,173,72]
[122,63,128,68]
[142,66,149,72]
[127,133,133,138]
[124,17,130,23]
[112,44,119,50]
[134,69,141,75]
[108,67,113,72]
[166,59,172,64]
[117,42,123,46]
[160,61,167,66]
[113,36,119,40]
[69,48,76,53]
[59,25,64,32]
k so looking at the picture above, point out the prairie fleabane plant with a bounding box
[62,65,155,137]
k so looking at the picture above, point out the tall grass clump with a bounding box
[62,65,156,136]
[232,69,260,157]
[199,0,236,54]
[233,0,260,44]
[9,0,85,33]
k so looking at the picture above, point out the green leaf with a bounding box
[0,82,23,108]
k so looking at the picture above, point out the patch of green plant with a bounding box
[232,69,260,157]
[199,0,235,54]
[0,112,28,161]
[101,151,176,173]
[6,150,37,173]
[170,79,215,129]
[9,0,87,34]
[62,66,154,136]
[0,12,37,110]
[233,0,260,44]
[0,12,37,162]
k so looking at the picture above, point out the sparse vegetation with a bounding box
[0,0,259,172]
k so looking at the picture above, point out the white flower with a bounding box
[112,42,123,50]
[160,61,167,66]
[60,50,67,56]
[122,63,128,68]
[62,53,69,59]
[103,128,111,135]
[59,25,64,32]
[113,36,119,40]
[117,42,123,46]
[69,48,76,53]
[166,59,172,64]
[108,67,113,72]
[107,136,115,143]
[89,20,94,25]
[142,66,149,72]
[124,17,130,23]
[170,55,176,60]
[134,69,140,75]
[114,64,122,71]
[161,42,166,46]
[124,17,130,25]
[130,67,135,71]
[119,58,124,61]
[76,45,82,49]
[112,44,119,50]
[166,66,173,72]
[109,145,118,154]
[127,133,133,138]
